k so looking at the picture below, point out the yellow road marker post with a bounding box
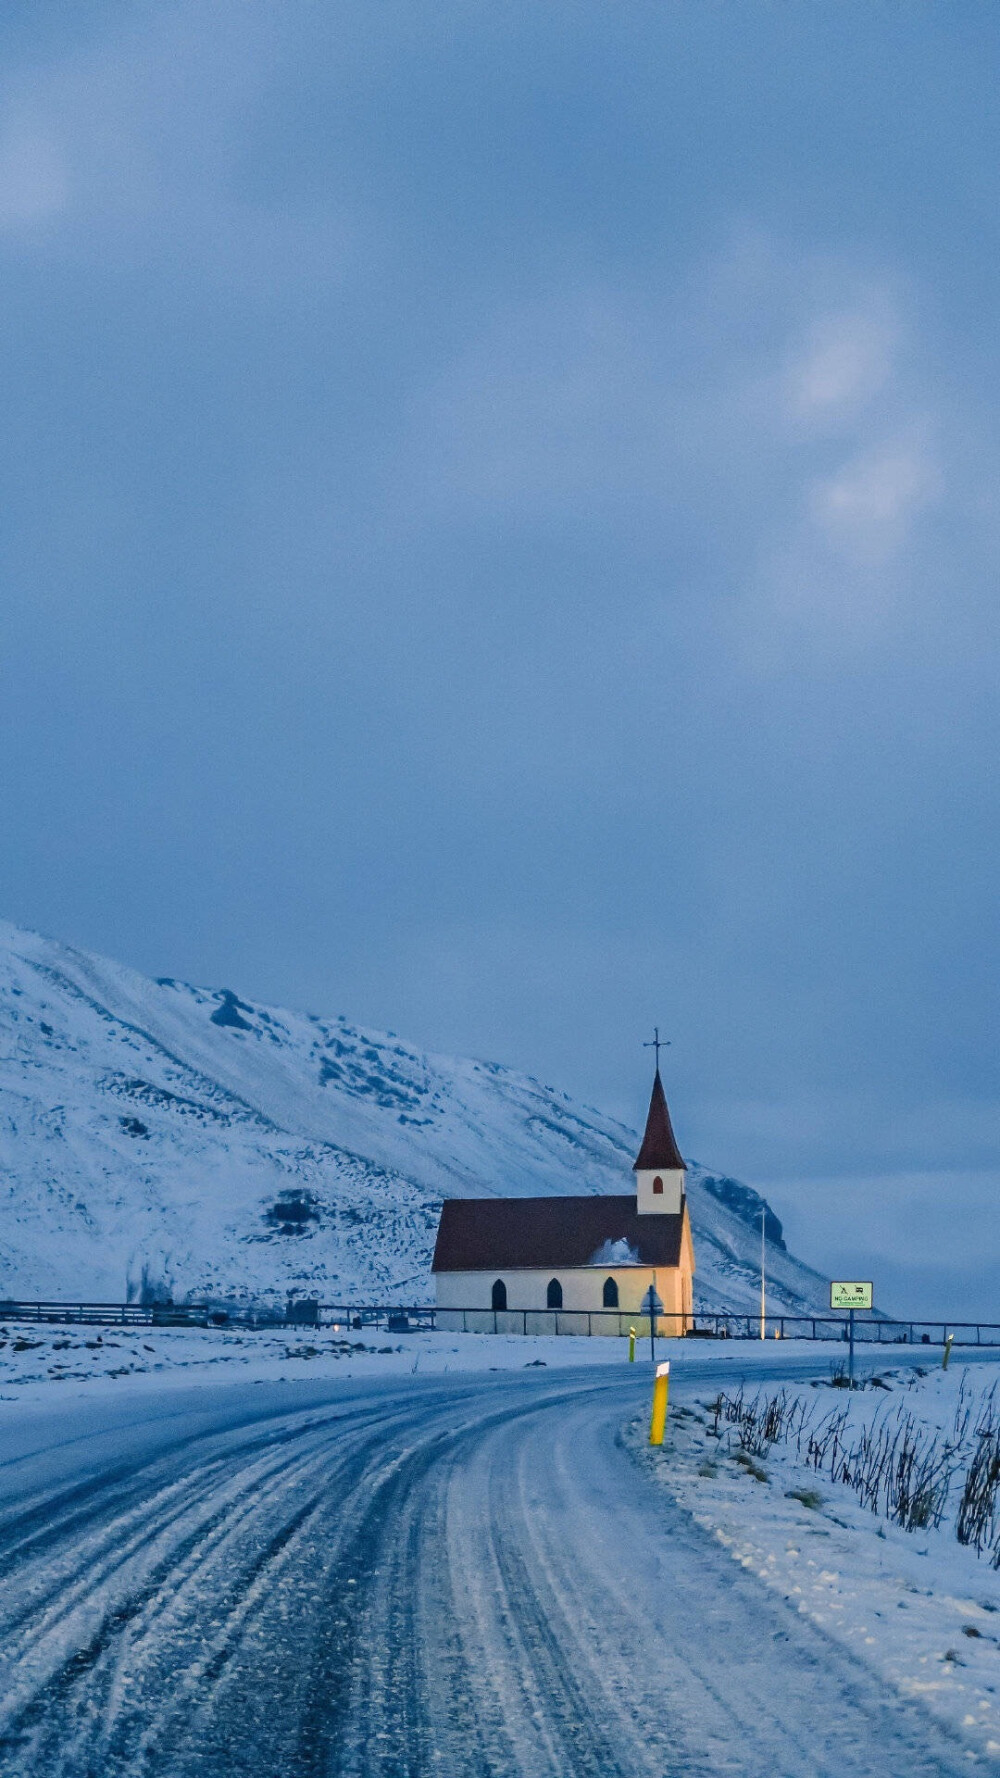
[649,1361,670,1446]
[628,1327,637,1363]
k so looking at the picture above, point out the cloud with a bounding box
[809,432,939,564]
[734,423,941,664]
[783,302,898,424]
[0,122,67,227]
[397,243,946,671]
[700,256,951,664]
[0,10,362,291]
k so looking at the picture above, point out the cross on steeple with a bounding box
[643,1026,670,1072]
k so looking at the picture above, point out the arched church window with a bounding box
[653,1176,664,1194]
[603,1276,619,1309]
[546,1278,563,1310]
[491,1279,507,1312]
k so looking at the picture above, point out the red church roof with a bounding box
[632,1070,686,1172]
[432,1195,685,1272]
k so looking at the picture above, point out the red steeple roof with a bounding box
[633,1070,686,1172]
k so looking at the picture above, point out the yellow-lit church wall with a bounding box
[435,1255,693,1335]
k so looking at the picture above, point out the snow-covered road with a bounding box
[0,1357,985,1776]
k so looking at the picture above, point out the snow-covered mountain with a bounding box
[0,920,830,1313]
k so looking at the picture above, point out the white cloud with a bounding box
[809,433,939,564]
[390,228,960,668]
[721,261,947,662]
[784,303,897,423]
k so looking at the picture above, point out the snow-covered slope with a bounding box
[0,920,830,1312]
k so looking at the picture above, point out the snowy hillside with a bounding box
[0,920,831,1312]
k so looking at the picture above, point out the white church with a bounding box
[432,1065,695,1334]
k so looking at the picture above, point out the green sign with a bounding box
[830,1281,873,1311]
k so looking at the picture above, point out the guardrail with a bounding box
[0,1301,216,1327]
[693,1314,1000,1347]
[0,1299,436,1332]
[0,1300,997,1346]
[430,1308,1000,1343]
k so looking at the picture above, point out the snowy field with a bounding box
[0,1319,947,1409]
[632,1361,1000,1768]
[0,1320,639,1406]
[1,1319,989,1405]
[0,1320,862,1408]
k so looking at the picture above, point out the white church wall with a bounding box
[635,1168,684,1214]
[435,1264,690,1335]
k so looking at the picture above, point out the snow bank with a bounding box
[0,1321,644,1409]
[630,1361,1000,1766]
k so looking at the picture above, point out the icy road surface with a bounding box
[0,1357,982,1777]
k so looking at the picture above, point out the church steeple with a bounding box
[633,1063,686,1215]
[633,1070,686,1173]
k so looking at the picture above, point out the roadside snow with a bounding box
[630,1362,1000,1767]
[0,1322,653,1408]
[0,1326,975,1413]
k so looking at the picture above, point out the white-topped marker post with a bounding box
[649,1362,670,1446]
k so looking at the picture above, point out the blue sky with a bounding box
[0,4,996,1313]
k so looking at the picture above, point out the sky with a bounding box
[0,3,996,1315]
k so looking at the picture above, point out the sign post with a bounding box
[830,1282,873,1388]
[641,1278,664,1364]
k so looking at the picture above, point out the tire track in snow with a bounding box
[0,1368,983,1777]
[0,1399,442,1771]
